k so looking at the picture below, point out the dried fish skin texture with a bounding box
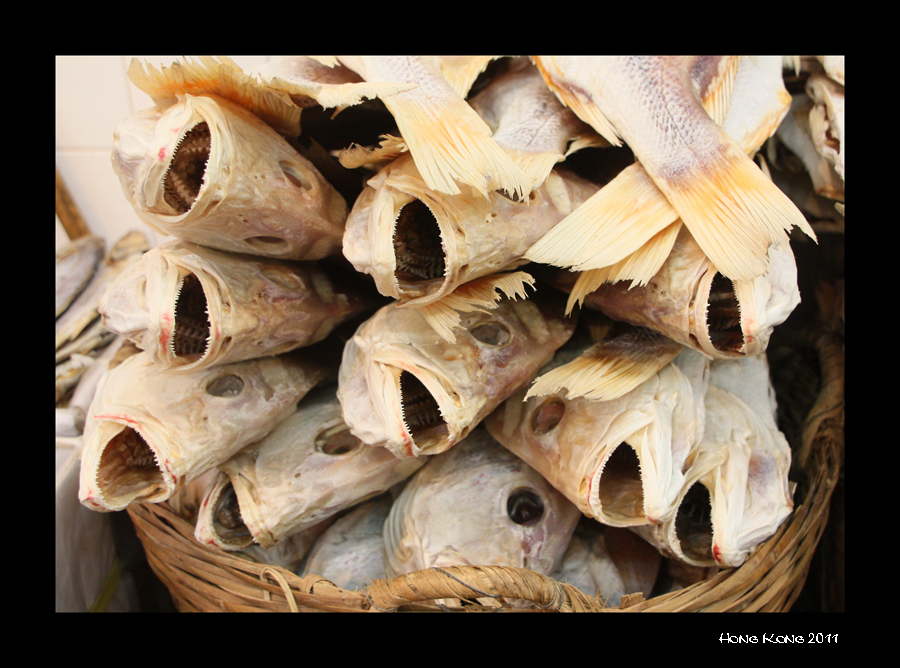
[99,241,371,372]
[343,152,598,306]
[111,94,348,260]
[382,428,581,602]
[338,292,576,458]
[193,389,424,550]
[78,351,324,512]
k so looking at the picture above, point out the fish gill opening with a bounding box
[163,122,211,214]
[173,273,210,361]
[98,426,166,502]
[674,482,714,562]
[392,199,446,288]
[706,273,744,353]
[212,481,252,542]
[398,370,448,449]
[597,443,644,523]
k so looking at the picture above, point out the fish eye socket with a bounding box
[469,322,511,347]
[507,488,545,526]
[531,399,565,435]
[315,425,362,456]
[206,374,244,397]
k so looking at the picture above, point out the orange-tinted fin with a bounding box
[526,328,683,401]
[415,272,535,343]
[691,56,741,126]
[438,56,503,98]
[127,56,301,137]
[338,134,408,170]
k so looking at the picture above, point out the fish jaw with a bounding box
[193,470,257,550]
[112,93,348,261]
[343,153,597,307]
[338,294,576,458]
[78,352,324,513]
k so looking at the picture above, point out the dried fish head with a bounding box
[111,93,348,260]
[193,388,424,550]
[382,428,581,603]
[343,152,597,306]
[79,351,324,512]
[338,290,576,458]
[99,241,371,371]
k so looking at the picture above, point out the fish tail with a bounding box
[382,93,535,199]
[525,163,678,270]
[666,144,816,283]
[585,221,683,288]
[525,329,682,401]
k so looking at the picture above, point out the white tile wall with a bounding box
[54,56,272,252]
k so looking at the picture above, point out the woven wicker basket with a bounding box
[127,313,844,612]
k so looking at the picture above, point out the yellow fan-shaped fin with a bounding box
[339,135,408,170]
[439,56,503,98]
[416,272,535,343]
[526,328,682,401]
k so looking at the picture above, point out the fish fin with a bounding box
[438,56,502,98]
[532,57,623,147]
[594,221,683,287]
[415,272,536,343]
[339,134,408,170]
[693,55,741,127]
[308,56,341,68]
[526,328,682,401]
[127,56,301,137]
[565,269,607,316]
[526,163,678,270]
[506,148,566,193]
[381,91,535,199]
[666,144,816,282]
[266,76,418,112]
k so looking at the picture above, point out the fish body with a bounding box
[485,346,708,527]
[193,388,424,550]
[343,152,598,306]
[531,56,813,283]
[111,93,348,261]
[99,240,372,372]
[301,494,393,590]
[78,351,324,512]
[382,428,581,606]
[56,235,105,318]
[338,289,576,458]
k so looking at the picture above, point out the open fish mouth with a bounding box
[674,481,714,563]
[163,121,211,214]
[211,480,252,542]
[706,273,743,354]
[594,442,645,525]
[398,370,449,449]
[172,271,211,361]
[392,198,446,288]
[95,425,168,508]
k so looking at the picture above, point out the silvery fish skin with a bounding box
[55,231,150,353]
[56,235,105,318]
[338,290,576,458]
[99,240,371,372]
[553,224,800,358]
[383,428,581,605]
[78,351,324,512]
[301,494,393,590]
[485,346,708,527]
[551,519,662,607]
[111,93,348,261]
[531,56,813,284]
[632,355,793,568]
[193,388,424,550]
[343,152,598,306]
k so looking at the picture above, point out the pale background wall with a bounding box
[55,56,273,252]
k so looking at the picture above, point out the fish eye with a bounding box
[507,488,545,526]
[469,322,511,347]
[315,425,362,456]
[206,374,244,397]
[531,399,565,435]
